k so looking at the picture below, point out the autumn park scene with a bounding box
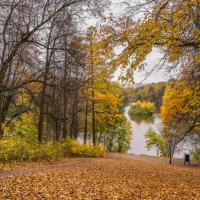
[0,0,199,199]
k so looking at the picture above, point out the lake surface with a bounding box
[124,106,188,158]
[124,106,162,156]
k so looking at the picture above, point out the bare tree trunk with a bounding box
[89,31,96,146]
[62,41,68,139]
[84,99,88,144]
[74,101,78,139]
[37,22,54,142]
[52,80,58,141]
[0,95,3,137]
[38,79,47,142]
[70,94,79,139]
[70,103,75,139]
[55,121,60,140]
[91,68,96,146]
[169,153,172,164]
[98,132,102,144]
[169,142,172,164]
[62,87,67,139]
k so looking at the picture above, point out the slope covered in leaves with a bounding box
[0,154,200,199]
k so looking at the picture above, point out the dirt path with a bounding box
[0,159,97,177]
[0,153,199,177]
[107,153,200,167]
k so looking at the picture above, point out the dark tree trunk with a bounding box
[62,42,68,139]
[98,132,102,144]
[91,64,96,145]
[92,90,96,145]
[70,102,75,139]
[84,99,88,144]
[2,94,13,122]
[55,120,60,141]
[0,95,3,137]
[62,89,67,139]
[38,83,46,142]
[169,142,173,164]
[70,94,78,139]
[37,21,54,142]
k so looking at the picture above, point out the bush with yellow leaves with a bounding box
[0,138,106,162]
[62,138,106,157]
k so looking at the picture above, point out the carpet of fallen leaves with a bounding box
[0,153,200,200]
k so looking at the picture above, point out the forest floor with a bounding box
[0,153,200,199]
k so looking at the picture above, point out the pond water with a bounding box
[124,106,161,156]
[124,106,188,158]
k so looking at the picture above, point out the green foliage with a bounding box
[122,82,166,110]
[7,110,39,141]
[0,139,64,161]
[129,106,152,116]
[190,148,200,161]
[121,86,135,106]
[0,138,106,162]
[107,119,132,153]
[145,129,168,157]
[129,101,156,119]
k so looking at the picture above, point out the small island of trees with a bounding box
[129,101,156,119]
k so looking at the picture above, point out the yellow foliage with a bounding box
[136,101,155,110]
[161,79,200,135]
[2,123,10,133]
[0,138,106,162]
[98,0,200,81]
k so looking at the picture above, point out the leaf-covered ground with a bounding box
[0,153,200,199]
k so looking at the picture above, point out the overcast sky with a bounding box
[87,0,171,84]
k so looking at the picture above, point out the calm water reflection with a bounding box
[125,106,162,156]
[125,106,188,158]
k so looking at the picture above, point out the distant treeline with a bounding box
[122,82,166,111]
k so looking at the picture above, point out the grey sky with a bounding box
[87,0,170,84]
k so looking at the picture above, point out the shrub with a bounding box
[11,111,38,141]
[0,139,65,161]
[62,138,106,157]
[107,119,132,153]
[145,129,168,157]
[190,148,200,160]
[0,138,106,162]
[0,139,30,161]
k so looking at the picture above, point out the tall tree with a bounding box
[0,0,110,139]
